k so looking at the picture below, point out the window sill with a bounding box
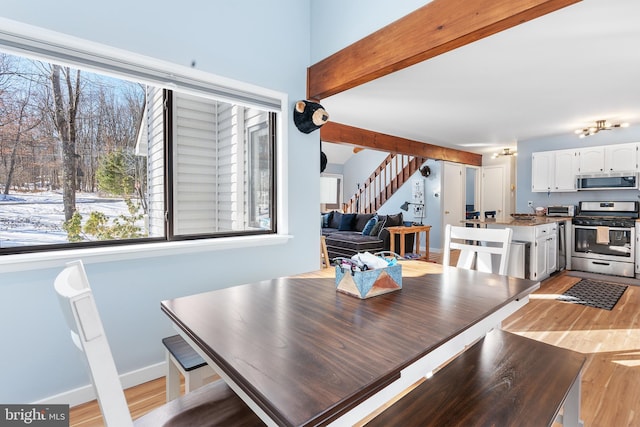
[0,234,293,273]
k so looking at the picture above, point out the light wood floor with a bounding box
[70,257,640,426]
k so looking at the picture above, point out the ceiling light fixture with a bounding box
[575,120,629,138]
[492,148,517,159]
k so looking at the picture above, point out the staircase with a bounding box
[343,154,427,213]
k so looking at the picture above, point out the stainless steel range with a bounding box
[571,201,639,277]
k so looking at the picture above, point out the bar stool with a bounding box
[484,211,496,220]
[465,211,479,227]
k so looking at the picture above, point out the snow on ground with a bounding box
[0,191,134,248]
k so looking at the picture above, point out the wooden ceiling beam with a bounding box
[308,0,580,100]
[320,122,482,166]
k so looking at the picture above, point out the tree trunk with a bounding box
[50,65,80,221]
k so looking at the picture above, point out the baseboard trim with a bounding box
[34,361,166,407]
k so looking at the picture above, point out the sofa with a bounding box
[321,211,415,261]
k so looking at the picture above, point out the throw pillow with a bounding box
[385,212,404,227]
[322,212,332,228]
[338,213,357,231]
[361,216,378,236]
[329,211,343,229]
[370,218,386,236]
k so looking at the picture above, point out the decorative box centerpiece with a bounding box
[334,252,402,299]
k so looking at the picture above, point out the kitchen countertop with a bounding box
[464,216,572,227]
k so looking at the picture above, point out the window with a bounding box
[0,27,281,255]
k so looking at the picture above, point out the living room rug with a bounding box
[557,279,628,310]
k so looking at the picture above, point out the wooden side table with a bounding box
[387,225,432,260]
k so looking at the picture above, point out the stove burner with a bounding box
[573,217,636,228]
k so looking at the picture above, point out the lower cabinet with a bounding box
[489,222,558,281]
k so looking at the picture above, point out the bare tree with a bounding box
[3,81,42,194]
[50,65,81,221]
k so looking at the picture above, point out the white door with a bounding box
[554,149,579,191]
[481,165,506,221]
[578,147,605,173]
[441,162,464,245]
[606,143,638,172]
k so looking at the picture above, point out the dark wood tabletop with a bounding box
[161,262,539,427]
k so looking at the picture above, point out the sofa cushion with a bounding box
[321,212,332,228]
[328,211,343,229]
[361,216,378,236]
[325,233,384,259]
[353,213,375,232]
[338,213,357,231]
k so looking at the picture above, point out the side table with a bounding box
[387,225,432,260]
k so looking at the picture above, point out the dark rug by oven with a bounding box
[557,279,628,310]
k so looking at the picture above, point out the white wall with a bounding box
[0,0,316,404]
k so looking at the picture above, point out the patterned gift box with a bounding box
[335,263,402,299]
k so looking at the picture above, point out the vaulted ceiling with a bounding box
[311,0,640,162]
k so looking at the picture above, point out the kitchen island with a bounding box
[464,216,572,281]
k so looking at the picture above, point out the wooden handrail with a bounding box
[343,154,427,213]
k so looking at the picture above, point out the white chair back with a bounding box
[54,260,134,427]
[442,225,513,275]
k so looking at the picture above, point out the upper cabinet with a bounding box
[533,142,639,193]
[531,149,579,192]
[578,143,638,174]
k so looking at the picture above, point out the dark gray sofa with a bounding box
[321,211,414,261]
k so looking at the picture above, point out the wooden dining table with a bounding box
[161,261,540,426]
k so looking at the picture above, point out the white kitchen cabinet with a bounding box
[546,232,558,273]
[578,143,638,174]
[531,151,553,192]
[553,149,579,191]
[491,222,558,281]
[531,149,578,192]
[532,223,557,281]
[636,222,640,279]
[578,147,605,173]
[605,143,638,172]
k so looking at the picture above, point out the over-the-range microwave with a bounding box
[576,173,638,190]
[546,205,575,217]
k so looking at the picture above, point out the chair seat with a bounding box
[163,335,207,372]
[134,379,264,427]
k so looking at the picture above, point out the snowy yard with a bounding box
[0,192,133,248]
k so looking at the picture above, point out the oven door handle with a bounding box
[573,225,632,231]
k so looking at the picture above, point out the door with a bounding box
[534,236,547,280]
[606,143,637,172]
[579,147,605,173]
[481,165,506,221]
[547,233,558,274]
[554,149,579,191]
[531,151,553,192]
[441,162,464,245]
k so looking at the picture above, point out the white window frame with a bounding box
[0,17,291,273]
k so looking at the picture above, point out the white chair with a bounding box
[442,224,513,275]
[54,260,261,427]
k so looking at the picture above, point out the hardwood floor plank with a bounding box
[503,271,640,426]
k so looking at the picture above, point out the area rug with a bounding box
[557,279,628,310]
